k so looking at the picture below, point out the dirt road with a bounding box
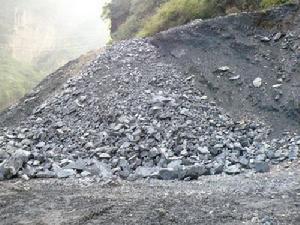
[1,161,299,225]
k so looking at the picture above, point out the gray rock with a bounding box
[254,162,270,173]
[210,162,224,175]
[56,168,76,179]
[253,77,262,88]
[149,147,160,158]
[225,164,241,174]
[0,150,31,179]
[0,170,4,181]
[261,36,271,42]
[255,154,266,162]
[135,166,158,178]
[158,168,180,180]
[36,170,56,178]
[0,150,9,162]
[36,142,46,148]
[98,153,111,159]
[167,160,182,170]
[81,171,91,177]
[273,32,284,41]
[64,159,87,171]
[288,145,298,161]
[90,161,113,179]
[198,146,210,154]
[178,164,207,180]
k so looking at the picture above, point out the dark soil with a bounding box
[150,4,300,135]
[0,161,299,225]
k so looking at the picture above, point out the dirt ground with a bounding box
[0,160,299,225]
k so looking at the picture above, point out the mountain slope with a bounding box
[0,51,42,110]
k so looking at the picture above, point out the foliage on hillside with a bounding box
[261,0,291,8]
[0,50,42,110]
[106,0,292,40]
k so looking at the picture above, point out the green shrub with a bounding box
[137,0,262,37]
[138,0,212,37]
[260,0,291,8]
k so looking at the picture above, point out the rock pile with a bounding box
[1,4,300,181]
[0,39,298,181]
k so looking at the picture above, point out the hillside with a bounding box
[105,0,292,41]
[0,0,109,110]
[0,3,300,224]
[0,50,42,110]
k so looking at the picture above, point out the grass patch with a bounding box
[107,0,293,40]
[261,0,291,8]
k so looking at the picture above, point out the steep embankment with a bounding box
[106,0,292,41]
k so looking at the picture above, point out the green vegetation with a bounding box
[138,0,217,37]
[0,50,42,110]
[261,0,291,8]
[106,0,293,40]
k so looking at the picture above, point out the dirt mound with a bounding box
[0,4,299,182]
[151,3,300,134]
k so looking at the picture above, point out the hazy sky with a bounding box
[5,0,111,70]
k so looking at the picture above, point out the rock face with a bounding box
[0,4,299,181]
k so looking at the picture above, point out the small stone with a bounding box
[21,139,32,146]
[261,36,271,42]
[64,159,87,171]
[36,170,56,178]
[198,146,210,154]
[135,166,158,178]
[56,169,76,178]
[158,168,179,180]
[0,150,9,162]
[21,174,30,181]
[90,161,113,179]
[229,75,240,80]
[180,149,188,157]
[253,77,262,88]
[240,157,249,167]
[210,162,224,175]
[167,160,182,170]
[217,66,230,72]
[84,142,94,149]
[98,153,111,159]
[36,142,46,148]
[225,164,241,174]
[272,84,282,88]
[17,134,26,139]
[81,171,91,177]
[179,164,207,180]
[32,160,40,166]
[254,162,270,173]
[273,32,283,41]
[149,147,160,158]
[256,154,266,162]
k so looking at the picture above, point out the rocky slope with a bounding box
[0,4,299,183]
